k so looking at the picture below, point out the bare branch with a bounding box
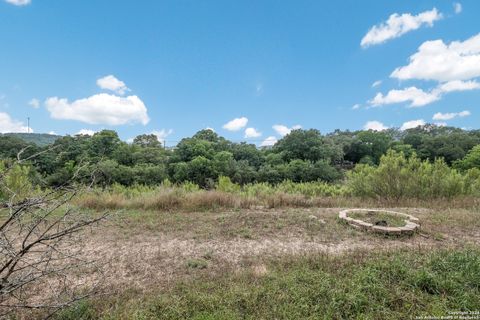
[0,149,110,317]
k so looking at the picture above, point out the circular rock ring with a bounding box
[339,209,420,235]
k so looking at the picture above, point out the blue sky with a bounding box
[1,0,479,146]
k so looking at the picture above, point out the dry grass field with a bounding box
[17,201,474,319]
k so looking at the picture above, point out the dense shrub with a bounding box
[347,150,475,199]
[216,176,241,193]
[0,162,37,201]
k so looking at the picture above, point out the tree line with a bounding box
[1,124,480,188]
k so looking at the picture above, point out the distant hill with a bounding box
[1,133,61,147]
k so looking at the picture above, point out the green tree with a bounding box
[187,156,215,187]
[389,143,416,158]
[89,130,122,159]
[133,134,161,148]
[454,145,480,171]
[112,144,137,166]
[284,159,340,183]
[174,138,215,162]
[212,151,236,178]
[401,126,480,164]
[257,165,283,184]
[192,129,220,143]
[133,164,167,185]
[0,136,33,159]
[274,129,343,163]
[94,159,120,188]
[171,162,189,183]
[132,146,169,165]
[345,130,392,164]
[231,143,264,168]
[232,160,257,185]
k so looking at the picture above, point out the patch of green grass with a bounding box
[56,247,480,320]
[433,232,446,241]
[186,258,209,270]
[55,300,96,320]
[350,210,406,227]
[237,227,253,239]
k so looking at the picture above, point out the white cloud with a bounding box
[45,93,149,126]
[272,125,290,136]
[435,122,448,127]
[433,110,470,121]
[222,117,248,131]
[400,119,426,130]
[391,33,480,82]
[363,121,388,131]
[352,104,361,110]
[373,34,480,108]
[151,129,173,144]
[244,127,262,138]
[437,80,480,92]
[272,124,302,136]
[454,2,462,14]
[370,87,440,107]
[432,112,454,121]
[48,131,57,135]
[371,80,480,107]
[76,129,96,136]
[4,0,31,6]
[96,75,129,95]
[372,80,382,88]
[28,98,40,108]
[260,136,277,147]
[361,8,442,48]
[0,112,30,133]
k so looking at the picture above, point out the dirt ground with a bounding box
[80,207,480,293]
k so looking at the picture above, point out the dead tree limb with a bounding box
[0,150,109,317]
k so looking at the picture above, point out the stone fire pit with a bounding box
[339,209,420,235]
